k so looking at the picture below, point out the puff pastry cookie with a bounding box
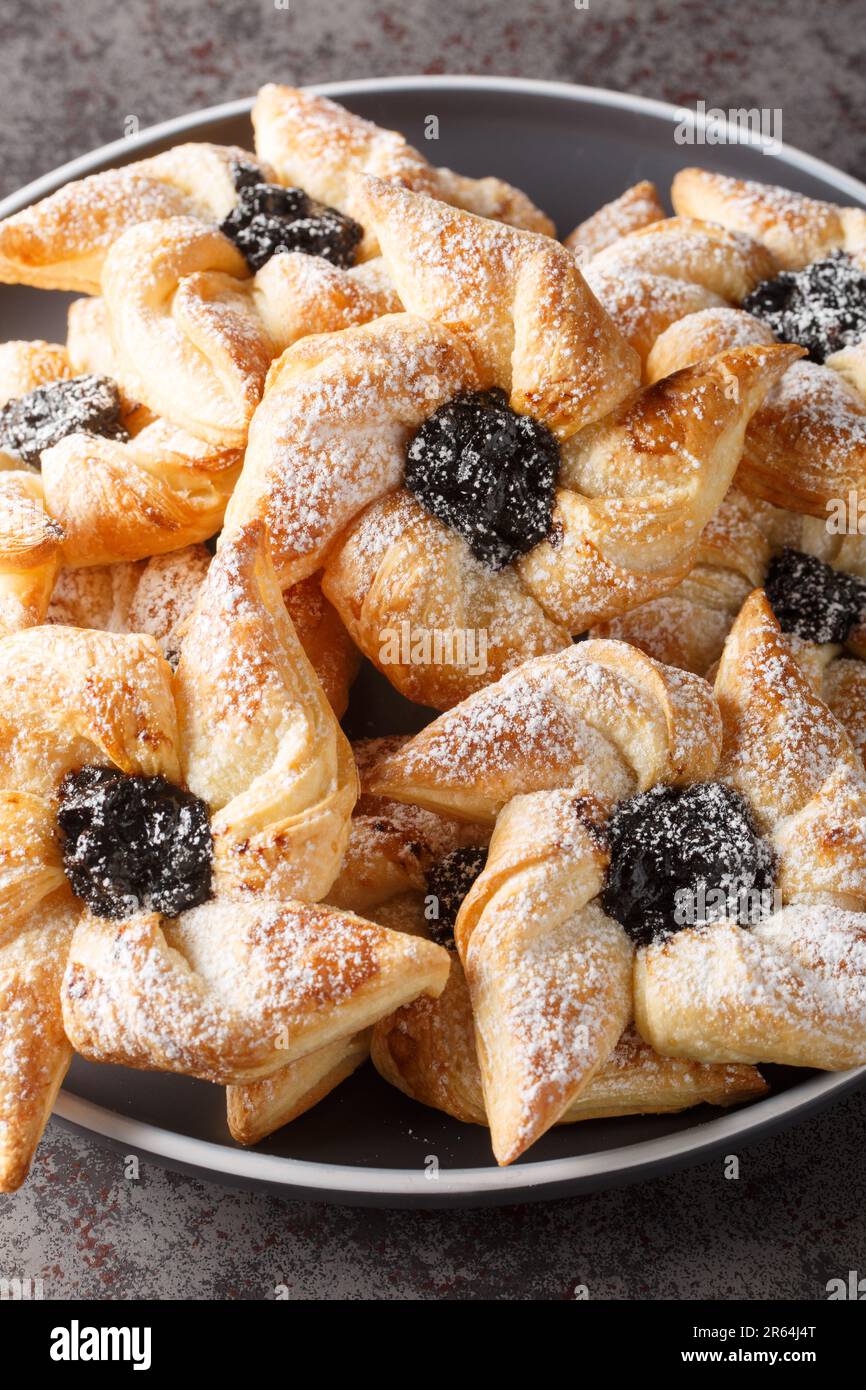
[0,143,280,293]
[583,185,866,503]
[0,336,240,600]
[225,176,796,707]
[581,178,866,688]
[325,740,767,1132]
[372,907,767,1128]
[0,524,446,1191]
[671,167,866,272]
[96,217,397,449]
[596,301,866,698]
[372,593,866,1162]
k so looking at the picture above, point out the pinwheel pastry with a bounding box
[370,592,866,1163]
[592,296,866,732]
[0,137,389,300]
[223,736,759,1144]
[599,521,866,788]
[224,173,797,707]
[580,181,866,688]
[318,741,766,1134]
[0,523,448,1191]
[0,333,242,628]
[0,87,554,293]
[97,216,402,450]
[252,84,555,261]
[581,176,866,511]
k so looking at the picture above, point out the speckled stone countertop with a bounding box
[1,0,865,1301]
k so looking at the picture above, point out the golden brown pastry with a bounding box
[564,181,666,260]
[583,216,777,367]
[225,736,488,1144]
[584,201,866,693]
[635,591,866,1068]
[645,308,866,518]
[0,342,70,634]
[370,640,721,1160]
[630,171,866,399]
[277,572,360,719]
[592,488,771,675]
[47,544,211,656]
[0,337,243,578]
[372,912,767,1126]
[226,1030,374,1146]
[100,217,400,449]
[226,176,796,708]
[372,598,866,1162]
[0,143,278,293]
[671,167,866,272]
[252,83,555,261]
[0,524,448,1191]
[48,548,359,718]
[324,744,767,1131]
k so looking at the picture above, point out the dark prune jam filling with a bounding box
[0,374,127,468]
[601,783,775,947]
[220,180,363,272]
[405,388,560,570]
[424,846,488,948]
[742,252,866,363]
[764,547,866,644]
[57,766,213,919]
[230,157,269,193]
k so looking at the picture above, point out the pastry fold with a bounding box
[252,83,555,260]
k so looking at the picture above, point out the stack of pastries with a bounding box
[1,84,865,1190]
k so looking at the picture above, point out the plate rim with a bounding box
[3,73,866,220]
[5,72,865,1201]
[53,1066,866,1202]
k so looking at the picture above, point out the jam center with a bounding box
[0,375,127,469]
[405,387,560,570]
[424,845,488,947]
[742,252,866,364]
[58,766,213,919]
[220,178,363,272]
[764,547,866,645]
[601,782,775,947]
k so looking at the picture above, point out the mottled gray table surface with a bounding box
[1,0,865,1301]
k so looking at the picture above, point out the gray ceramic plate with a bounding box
[3,76,865,1207]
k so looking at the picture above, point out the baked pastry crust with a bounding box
[372,920,767,1126]
[47,544,211,655]
[332,741,766,1132]
[101,217,400,449]
[225,735,488,1144]
[0,143,277,294]
[671,166,866,272]
[373,598,866,1160]
[227,176,795,707]
[0,336,242,596]
[564,181,666,260]
[252,84,555,261]
[0,524,447,1190]
[596,296,866,702]
[635,592,866,1067]
[645,309,866,518]
[371,640,720,1161]
[584,216,776,367]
